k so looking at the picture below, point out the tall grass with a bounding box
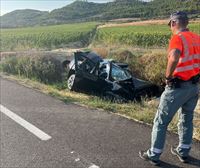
[0,55,65,84]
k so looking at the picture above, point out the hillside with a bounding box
[0,9,48,28]
[1,0,200,28]
[43,1,106,24]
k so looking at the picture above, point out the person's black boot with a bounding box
[171,146,189,163]
[139,150,160,166]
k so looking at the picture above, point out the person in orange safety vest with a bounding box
[139,11,200,166]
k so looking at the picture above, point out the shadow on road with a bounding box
[159,156,200,168]
[187,156,200,167]
[159,161,183,168]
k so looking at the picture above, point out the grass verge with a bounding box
[1,73,199,141]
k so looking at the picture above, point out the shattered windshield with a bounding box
[111,64,132,81]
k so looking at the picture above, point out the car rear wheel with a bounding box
[67,74,76,91]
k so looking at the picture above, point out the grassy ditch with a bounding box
[0,54,66,84]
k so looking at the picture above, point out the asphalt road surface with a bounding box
[0,78,200,168]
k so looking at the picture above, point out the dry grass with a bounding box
[98,19,169,29]
[98,19,200,29]
[91,47,110,58]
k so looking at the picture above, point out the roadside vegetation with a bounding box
[0,54,65,84]
[0,22,98,52]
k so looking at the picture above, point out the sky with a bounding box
[0,0,114,16]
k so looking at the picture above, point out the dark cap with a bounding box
[168,11,188,26]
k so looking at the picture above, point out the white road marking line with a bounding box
[0,104,52,141]
[88,164,100,168]
[70,151,100,168]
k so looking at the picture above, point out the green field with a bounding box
[0,22,98,51]
[1,22,199,51]
[95,23,200,47]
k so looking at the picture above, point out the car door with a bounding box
[74,53,99,91]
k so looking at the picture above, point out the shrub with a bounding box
[1,55,64,84]
[1,56,19,75]
[139,52,167,85]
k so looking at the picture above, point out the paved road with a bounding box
[0,78,200,168]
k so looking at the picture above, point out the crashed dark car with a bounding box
[64,51,161,101]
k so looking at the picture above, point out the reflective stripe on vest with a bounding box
[179,34,190,63]
[179,54,200,63]
[192,43,200,47]
[175,63,200,72]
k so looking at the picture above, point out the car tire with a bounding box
[67,74,76,91]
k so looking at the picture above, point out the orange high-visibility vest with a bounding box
[169,31,200,81]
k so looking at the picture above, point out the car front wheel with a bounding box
[67,74,76,91]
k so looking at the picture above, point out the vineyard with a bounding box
[94,23,200,47]
[0,22,98,52]
[1,22,199,52]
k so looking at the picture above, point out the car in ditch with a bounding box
[63,51,161,101]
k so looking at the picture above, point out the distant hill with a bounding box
[44,1,106,24]
[1,9,48,28]
[1,0,200,28]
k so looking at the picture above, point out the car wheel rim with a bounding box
[68,75,75,90]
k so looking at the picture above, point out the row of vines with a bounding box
[0,22,98,51]
[94,23,200,47]
[1,22,199,51]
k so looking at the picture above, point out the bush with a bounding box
[139,52,167,85]
[1,56,19,75]
[1,55,64,84]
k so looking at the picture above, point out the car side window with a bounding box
[79,58,95,73]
